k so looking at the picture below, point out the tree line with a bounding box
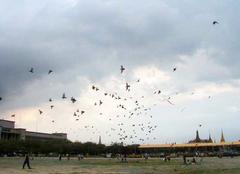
[0,140,139,156]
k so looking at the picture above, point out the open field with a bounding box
[0,157,240,174]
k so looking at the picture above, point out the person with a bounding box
[183,155,187,165]
[22,154,31,169]
[67,154,70,160]
[59,154,62,161]
[144,153,149,162]
[78,154,82,160]
[192,157,196,164]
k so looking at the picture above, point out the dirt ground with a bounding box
[0,157,240,174]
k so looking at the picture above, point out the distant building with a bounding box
[220,130,225,143]
[139,130,240,154]
[0,119,67,141]
[98,136,102,145]
[188,130,213,143]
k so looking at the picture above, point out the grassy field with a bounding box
[0,156,240,174]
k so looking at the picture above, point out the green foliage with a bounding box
[0,140,139,156]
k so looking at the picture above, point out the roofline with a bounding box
[0,119,15,123]
[139,142,240,149]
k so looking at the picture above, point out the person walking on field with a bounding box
[22,154,31,169]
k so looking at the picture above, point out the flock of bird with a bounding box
[0,21,219,144]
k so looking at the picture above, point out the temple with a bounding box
[188,130,213,143]
[139,130,240,154]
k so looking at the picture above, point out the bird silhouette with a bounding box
[48,70,53,74]
[173,67,177,72]
[0,97,2,101]
[213,21,219,25]
[49,98,52,102]
[126,83,130,91]
[81,111,85,115]
[29,67,34,73]
[39,109,43,115]
[120,65,125,74]
[50,105,54,109]
[62,93,67,99]
[71,97,77,103]
[11,114,15,117]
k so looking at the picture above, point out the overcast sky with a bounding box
[0,0,240,145]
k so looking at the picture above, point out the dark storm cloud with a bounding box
[0,0,240,109]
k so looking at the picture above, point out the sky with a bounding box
[0,0,240,145]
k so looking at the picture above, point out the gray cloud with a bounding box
[0,0,240,143]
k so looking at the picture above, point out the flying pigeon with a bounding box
[213,21,219,25]
[50,105,54,109]
[49,98,52,102]
[11,114,15,117]
[62,93,67,99]
[48,70,53,74]
[81,111,85,115]
[99,100,103,105]
[39,109,43,115]
[71,97,77,103]
[120,65,125,74]
[29,67,34,73]
[126,83,130,91]
[173,67,177,72]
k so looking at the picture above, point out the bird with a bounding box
[213,21,219,25]
[173,67,177,72]
[49,98,52,102]
[136,79,140,82]
[0,97,2,101]
[62,93,67,99]
[120,65,125,74]
[126,83,130,91]
[50,105,54,109]
[199,124,202,127]
[29,67,34,73]
[99,100,103,105]
[11,114,15,117]
[48,70,53,74]
[81,111,85,115]
[39,109,43,115]
[52,120,55,123]
[71,97,77,103]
